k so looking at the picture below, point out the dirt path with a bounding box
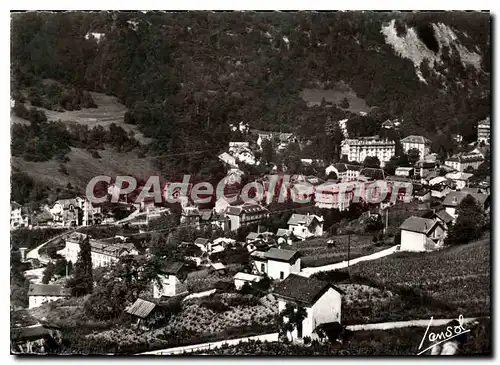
[299,245,399,277]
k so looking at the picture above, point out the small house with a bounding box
[256,248,301,280]
[233,272,263,290]
[442,191,490,220]
[28,284,70,309]
[395,167,414,177]
[209,262,227,275]
[399,216,446,252]
[414,188,431,202]
[194,237,211,253]
[274,274,343,343]
[287,213,324,240]
[152,262,188,298]
[424,210,454,231]
[276,228,292,245]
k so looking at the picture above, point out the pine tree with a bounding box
[66,236,93,296]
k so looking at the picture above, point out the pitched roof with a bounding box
[443,191,489,207]
[400,216,440,234]
[461,187,482,194]
[264,248,300,262]
[225,203,268,216]
[159,262,185,275]
[276,228,291,237]
[435,210,454,224]
[273,274,343,306]
[211,263,226,271]
[401,135,431,144]
[11,325,54,342]
[28,284,69,297]
[194,237,210,246]
[125,298,156,319]
[445,172,474,181]
[360,168,385,180]
[233,272,262,282]
[246,232,261,240]
[287,213,324,226]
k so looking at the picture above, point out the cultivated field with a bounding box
[314,232,491,324]
[291,235,392,268]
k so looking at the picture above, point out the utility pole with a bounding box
[347,233,351,268]
[384,209,388,234]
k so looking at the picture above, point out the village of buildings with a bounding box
[11,115,491,355]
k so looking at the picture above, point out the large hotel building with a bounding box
[341,136,396,167]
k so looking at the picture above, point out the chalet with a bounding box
[211,237,233,254]
[414,188,431,202]
[28,284,70,309]
[152,262,188,298]
[225,202,269,231]
[252,248,301,280]
[445,152,484,172]
[442,192,490,220]
[399,216,446,252]
[233,272,263,290]
[395,167,414,177]
[10,201,30,229]
[194,237,211,253]
[276,228,292,245]
[430,184,452,199]
[209,262,227,275]
[274,274,343,343]
[287,213,324,240]
[445,172,474,190]
[424,210,454,231]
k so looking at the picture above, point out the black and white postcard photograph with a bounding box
[7,7,492,357]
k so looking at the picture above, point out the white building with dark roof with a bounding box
[28,284,70,309]
[400,135,432,159]
[251,248,301,280]
[61,233,138,268]
[399,216,446,252]
[152,262,188,298]
[287,213,324,240]
[324,163,362,182]
[444,152,484,172]
[274,274,343,342]
[225,202,269,231]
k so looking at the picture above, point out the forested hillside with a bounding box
[11,11,490,180]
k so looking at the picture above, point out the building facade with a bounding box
[444,152,484,172]
[341,137,395,167]
[400,135,432,159]
[477,116,490,144]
